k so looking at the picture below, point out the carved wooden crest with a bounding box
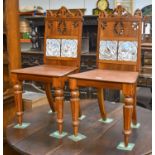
[112,5,131,17]
[134,9,142,17]
[46,7,83,18]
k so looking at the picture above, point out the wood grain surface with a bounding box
[6,99,152,155]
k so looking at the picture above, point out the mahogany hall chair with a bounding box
[68,5,142,149]
[11,7,83,137]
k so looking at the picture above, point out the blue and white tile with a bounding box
[118,41,138,61]
[46,39,61,57]
[61,39,78,58]
[99,40,117,60]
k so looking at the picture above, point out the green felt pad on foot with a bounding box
[68,133,86,142]
[79,115,86,120]
[117,142,135,151]
[98,118,114,124]
[14,123,30,129]
[48,110,53,114]
[49,131,67,139]
[131,122,140,128]
[48,110,57,114]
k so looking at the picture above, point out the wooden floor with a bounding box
[6,99,152,155]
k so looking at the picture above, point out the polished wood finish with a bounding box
[6,99,152,155]
[5,0,21,76]
[3,0,21,142]
[68,5,142,147]
[11,7,83,134]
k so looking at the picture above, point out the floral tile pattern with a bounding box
[61,39,78,58]
[99,40,118,60]
[118,41,138,61]
[46,39,61,57]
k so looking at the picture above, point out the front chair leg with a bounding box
[45,83,55,112]
[70,89,80,136]
[14,84,23,125]
[123,97,133,147]
[55,88,64,134]
[97,88,107,120]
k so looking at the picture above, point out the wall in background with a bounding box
[19,0,152,15]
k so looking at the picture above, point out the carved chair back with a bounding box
[44,7,83,67]
[97,5,142,72]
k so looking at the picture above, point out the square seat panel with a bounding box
[68,69,138,84]
[12,65,78,77]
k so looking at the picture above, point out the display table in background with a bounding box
[6,99,152,155]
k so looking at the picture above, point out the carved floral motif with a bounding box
[114,22,124,35]
[58,20,67,34]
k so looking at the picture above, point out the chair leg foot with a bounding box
[78,115,86,120]
[131,122,140,128]
[98,118,114,123]
[14,122,30,129]
[68,133,86,142]
[117,142,135,151]
[49,130,67,139]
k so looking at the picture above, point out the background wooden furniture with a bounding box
[11,7,83,136]
[6,99,152,155]
[68,6,142,148]
[19,14,151,104]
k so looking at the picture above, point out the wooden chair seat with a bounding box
[69,69,138,83]
[12,64,78,77]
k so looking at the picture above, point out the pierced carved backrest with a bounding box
[44,7,83,67]
[97,5,142,72]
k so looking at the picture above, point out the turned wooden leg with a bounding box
[132,86,137,125]
[78,103,82,118]
[14,84,23,125]
[123,97,133,147]
[97,88,107,120]
[69,79,80,136]
[45,83,55,112]
[55,88,64,134]
[70,89,80,136]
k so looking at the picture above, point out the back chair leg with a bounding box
[45,83,55,112]
[132,86,137,125]
[14,83,23,125]
[97,88,107,120]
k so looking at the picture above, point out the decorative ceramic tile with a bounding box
[99,41,117,60]
[118,41,138,61]
[61,39,78,58]
[46,39,61,57]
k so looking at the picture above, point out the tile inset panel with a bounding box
[61,39,78,58]
[46,39,61,57]
[99,41,117,60]
[118,41,138,61]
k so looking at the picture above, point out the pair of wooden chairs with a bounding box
[12,6,142,149]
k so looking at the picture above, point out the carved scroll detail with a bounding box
[101,21,107,30]
[99,11,107,18]
[72,21,79,28]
